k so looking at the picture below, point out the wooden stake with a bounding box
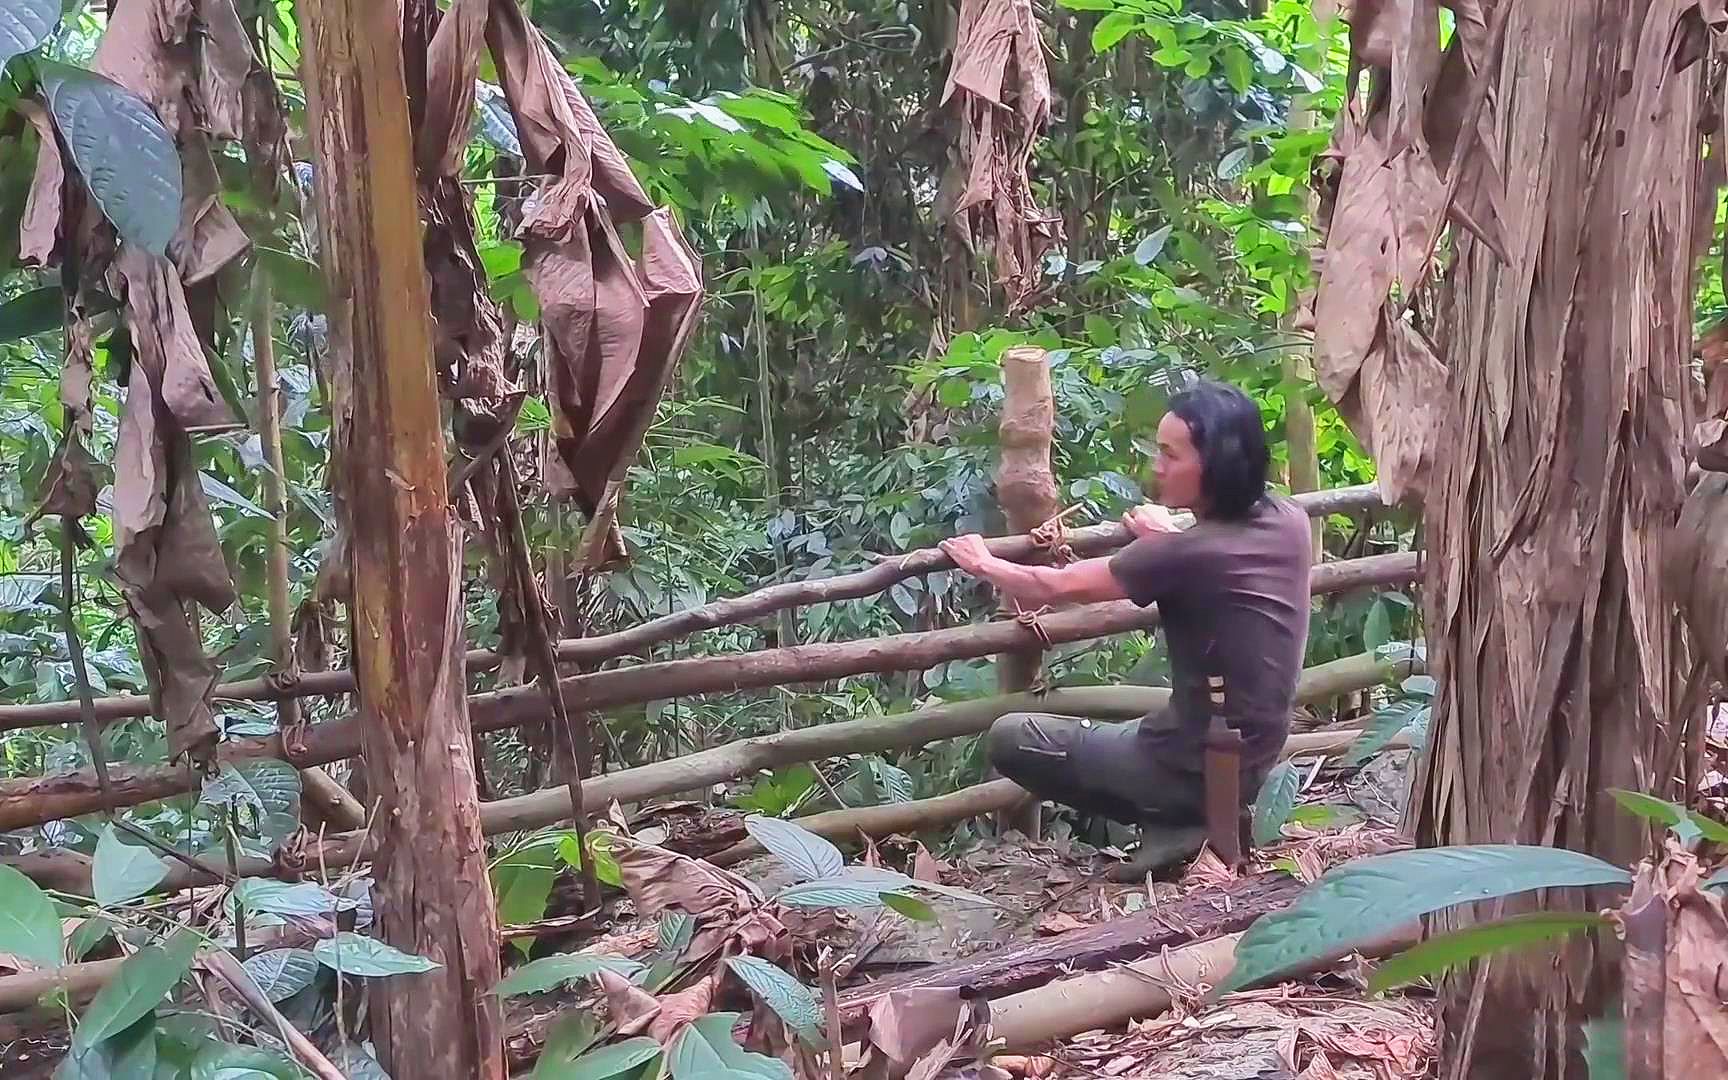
[993,344,1059,838]
[293,0,504,1073]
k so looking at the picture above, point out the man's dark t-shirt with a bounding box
[1107,495,1313,784]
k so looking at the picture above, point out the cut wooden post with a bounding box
[294,1,504,1075]
[993,345,1059,838]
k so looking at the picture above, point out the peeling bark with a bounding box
[294,0,504,1073]
[1392,3,1712,1077]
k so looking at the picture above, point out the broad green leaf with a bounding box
[1583,1014,1626,1080]
[200,473,271,518]
[725,956,823,1043]
[241,948,320,1003]
[39,62,182,256]
[230,879,338,919]
[0,286,117,344]
[1223,845,1632,993]
[658,911,695,956]
[496,952,644,998]
[541,1036,661,1080]
[201,761,301,847]
[189,1043,299,1080]
[880,891,939,924]
[0,0,60,73]
[493,842,558,954]
[688,1014,793,1080]
[0,573,54,613]
[256,247,326,311]
[1252,761,1302,846]
[1608,790,1728,845]
[74,928,201,1050]
[57,1011,156,1080]
[1092,11,1141,52]
[1216,146,1251,181]
[312,933,439,977]
[1343,699,1426,768]
[1367,913,1607,993]
[92,825,169,907]
[743,815,844,882]
[68,914,117,962]
[776,878,889,909]
[1362,599,1392,651]
[868,758,915,803]
[0,862,63,968]
[1134,225,1173,266]
[668,1023,734,1080]
[530,1011,602,1078]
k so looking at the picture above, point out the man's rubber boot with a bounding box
[1107,822,1207,883]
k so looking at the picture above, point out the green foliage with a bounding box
[1366,913,1608,994]
[92,825,169,907]
[743,813,845,881]
[311,932,439,977]
[541,1036,660,1080]
[1608,789,1728,847]
[1251,760,1301,846]
[668,1013,791,1080]
[240,948,320,1004]
[74,928,201,1051]
[0,862,62,967]
[1223,846,1633,993]
[39,61,182,255]
[496,952,645,998]
[725,955,823,1043]
[0,0,60,73]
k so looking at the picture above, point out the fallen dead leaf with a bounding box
[1035,911,1090,937]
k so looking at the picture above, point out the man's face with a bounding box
[1153,412,1204,510]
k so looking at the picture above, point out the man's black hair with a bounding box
[1168,379,1270,519]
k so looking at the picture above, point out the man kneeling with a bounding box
[940,380,1312,881]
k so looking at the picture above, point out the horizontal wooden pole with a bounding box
[3,647,1417,897]
[0,486,1387,732]
[0,552,1415,831]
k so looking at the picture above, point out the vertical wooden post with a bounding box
[294,3,505,1076]
[993,345,1059,837]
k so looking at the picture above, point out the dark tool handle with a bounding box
[1203,715,1244,867]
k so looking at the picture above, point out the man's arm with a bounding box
[939,504,1184,608]
[938,542,1125,607]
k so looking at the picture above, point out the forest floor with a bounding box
[502,745,1442,1078]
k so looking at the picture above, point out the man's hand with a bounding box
[939,534,995,578]
[1122,503,1181,540]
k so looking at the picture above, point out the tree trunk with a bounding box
[294,1,504,1074]
[1413,4,1708,1076]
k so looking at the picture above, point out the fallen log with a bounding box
[0,486,1387,732]
[986,924,1421,1052]
[0,553,1417,830]
[837,871,1304,1014]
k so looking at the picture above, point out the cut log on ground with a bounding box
[837,872,1304,1014]
[0,553,1415,830]
[1,650,1416,894]
[985,924,1421,1051]
[0,486,1387,733]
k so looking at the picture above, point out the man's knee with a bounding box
[986,712,1035,771]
